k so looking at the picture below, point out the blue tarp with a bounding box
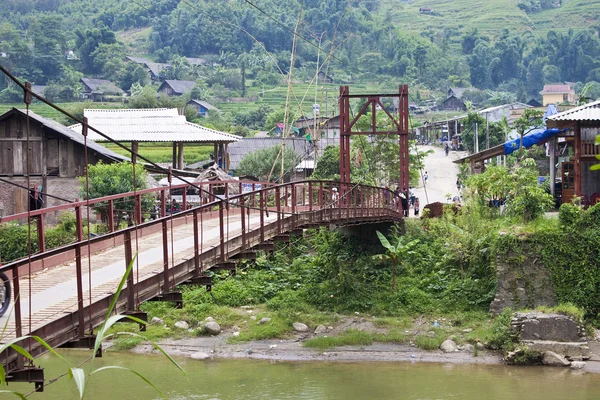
[503,128,566,155]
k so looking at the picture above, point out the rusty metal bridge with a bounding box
[0,179,403,390]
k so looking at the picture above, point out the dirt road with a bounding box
[411,145,467,210]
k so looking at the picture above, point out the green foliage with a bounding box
[534,303,585,322]
[236,144,300,181]
[303,329,406,350]
[79,161,155,224]
[414,333,445,350]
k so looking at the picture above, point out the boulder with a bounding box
[516,313,583,342]
[462,328,473,333]
[190,352,210,360]
[476,342,485,350]
[427,331,436,338]
[151,317,164,325]
[314,325,328,334]
[232,331,240,337]
[293,322,309,332]
[258,317,271,325]
[522,340,591,360]
[174,321,189,330]
[204,321,221,335]
[440,339,458,353]
[459,344,475,352]
[205,316,215,322]
[570,361,586,370]
[542,351,571,367]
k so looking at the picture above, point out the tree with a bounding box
[312,145,340,180]
[373,231,419,291]
[79,162,155,226]
[514,108,544,149]
[236,145,300,182]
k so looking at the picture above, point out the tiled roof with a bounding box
[146,62,171,76]
[69,108,240,143]
[1,109,127,162]
[159,80,196,95]
[126,56,152,65]
[80,78,123,94]
[540,84,574,94]
[188,99,218,111]
[546,99,600,121]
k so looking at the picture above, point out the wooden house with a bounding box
[187,99,219,117]
[317,71,333,84]
[80,78,123,101]
[447,87,468,99]
[125,56,171,81]
[439,95,467,112]
[546,100,600,205]
[157,80,196,96]
[0,108,126,217]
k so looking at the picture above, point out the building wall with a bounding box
[0,177,82,222]
[542,93,574,106]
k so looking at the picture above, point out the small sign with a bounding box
[242,183,262,193]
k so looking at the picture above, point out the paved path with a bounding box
[411,145,468,213]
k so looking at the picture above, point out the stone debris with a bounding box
[174,321,189,330]
[440,339,458,353]
[190,352,210,360]
[151,317,164,325]
[570,361,586,369]
[314,325,328,334]
[293,322,309,332]
[204,321,221,335]
[258,317,271,325]
[542,351,571,367]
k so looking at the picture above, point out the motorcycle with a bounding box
[0,269,11,317]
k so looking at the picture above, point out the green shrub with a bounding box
[414,334,445,350]
[558,203,584,227]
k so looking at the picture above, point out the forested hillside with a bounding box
[0,0,599,116]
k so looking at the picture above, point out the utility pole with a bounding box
[474,122,479,153]
[485,113,489,149]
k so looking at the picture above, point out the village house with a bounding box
[187,99,219,117]
[540,84,576,106]
[447,87,468,99]
[80,78,123,102]
[317,71,333,84]
[546,99,600,205]
[439,95,467,112]
[125,56,171,81]
[0,108,127,218]
[157,80,196,97]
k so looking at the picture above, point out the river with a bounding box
[8,351,600,399]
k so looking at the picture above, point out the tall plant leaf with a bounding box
[69,367,86,399]
[0,390,27,399]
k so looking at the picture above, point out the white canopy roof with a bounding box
[69,108,240,143]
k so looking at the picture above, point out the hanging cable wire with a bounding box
[82,118,95,333]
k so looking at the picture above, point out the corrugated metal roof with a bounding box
[546,99,600,121]
[69,108,240,143]
[1,109,128,162]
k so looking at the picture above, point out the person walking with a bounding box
[409,187,416,207]
[456,178,462,192]
[414,197,420,216]
[424,171,429,183]
[400,187,409,217]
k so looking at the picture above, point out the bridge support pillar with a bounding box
[59,335,102,357]
[6,366,44,392]
[214,261,237,276]
[121,310,148,332]
[149,291,183,309]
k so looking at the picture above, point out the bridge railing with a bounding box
[0,180,402,371]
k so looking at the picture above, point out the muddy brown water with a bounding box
[10,350,600,399]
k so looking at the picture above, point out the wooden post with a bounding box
[132,141,139,164]
[574,122,582,197]
[177,142,184,169]
[172,142,177,168]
